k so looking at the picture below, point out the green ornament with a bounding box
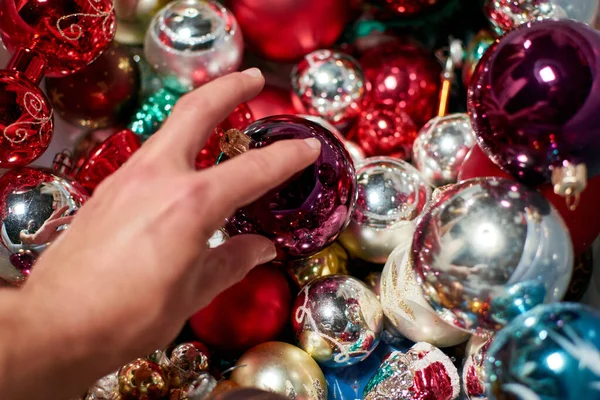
[128,87,180,141]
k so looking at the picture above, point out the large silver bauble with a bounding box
[462,334,492,400]
[0,168,88,285]
[338,157,431,264]
[292,275,383,367]
[145,0,244,93]
[412,113,475,187]
[291,50,366,124]
[412,177,573,335]
[380,242,470,348]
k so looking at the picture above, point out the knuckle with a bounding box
[175,92,210,115]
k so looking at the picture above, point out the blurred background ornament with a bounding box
[564,250,594,302]
[167,342,210,387]
[412,113,475,187]
[71,127,125,173]
[230,342,327,400]
[129,88,179,140]
[484,0,600,35]
[292,275,383,367]
[339,157,431,264]
[364,271,382,299]
[189,265,292,355]
[118,358,169,400]
[86,371,119,400]
[462,30,495,88]
[286,242,349,288]
[222,116,357,259]
[363,342,460,400]
[225,0,349,62]
[486,303,600,400]
[468,20,600,207]
[291,50,366,125]
[45,43,141,130]
[247,85,296,120]
[412,177,574,334]
[144,0,244,94]
[0,168,88,285]
[380,243,471,347]
[462,334,492,400]
[114,0,170,45]
[375,0,450,16]
[209,389,289,400]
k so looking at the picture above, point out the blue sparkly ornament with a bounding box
[486,302,600,400]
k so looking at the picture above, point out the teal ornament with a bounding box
[129,88,179,141]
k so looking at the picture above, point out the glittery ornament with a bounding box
[339,157,431,264]
[462,334,492,400]
[0,168,87,285]
[363,342,460,400]
[221,116,357,259]
[412,177,574,334]
[412,113,476,187]
[86,371,119,400]
[487,303,600,400]
[145,0,243,93]
[291,50,366,124]
[462,30,495,88]
[167,342,210,387]
[292,275,383,367]
[380,242,470,348]
[230,342,327,400]
[129,88,179,141]
[286,242,349,288]
[118,358,169,400]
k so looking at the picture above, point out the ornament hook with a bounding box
[552,162,587,211]
[219,129,251,158]
[437,38,464,117]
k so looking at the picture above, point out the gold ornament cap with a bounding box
[552,162,587,211]
[220,129,252,158]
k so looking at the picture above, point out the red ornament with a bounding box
[71,126,125,173]
[350,105,417,159]
[45,43,141,129]
[360,40,441,128]
[75,128,142,193]
[196,104,254,170]
[375,0,448,16]
[459,145,600,256]
[189,265,292,355]
[0,0,116,77]
[246,85,296,120]
[225,0,349,62]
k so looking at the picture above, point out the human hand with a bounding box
[0,69,321,400]
[19,206,73,245]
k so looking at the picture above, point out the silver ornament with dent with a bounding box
[145,0,244,93]
[412,113,475,187]
[338,157,431,264]
[462,334,492,400]
[292,275,383,368]
[291,50,366,124]
[412,177,574,335]
[300,114,365,165]
[380,242,470,348]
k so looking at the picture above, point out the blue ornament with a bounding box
[486,302,600,400]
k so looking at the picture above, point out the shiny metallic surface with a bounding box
[412,113,476,187]
[462,334,492,400]
[292,275,383,367]
[287,242,349,288]
[300,115,365,165]
[291,50,366,124]
[0,168,88,285]
[114,0,171,45]
[412,177,574,334]
[145,0,243,93]
[338,157,431,264]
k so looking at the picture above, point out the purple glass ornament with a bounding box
[222,116,357,259]
[468,20,600,185]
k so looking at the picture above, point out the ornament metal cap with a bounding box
[552,162,587,211]
[220,129,251,157]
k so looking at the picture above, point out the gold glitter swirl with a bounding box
[56,0,114,41]
[3,92,52,144]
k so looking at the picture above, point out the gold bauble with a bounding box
[287,243,348,287]
[230,342,326,400]
[118,358,169,400]
[114,0,171,45]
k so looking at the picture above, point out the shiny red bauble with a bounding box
[246,85,296,120]
[225,0,349,62]
[189,265,292,355]
[0,70,53,168]
[376,0,448,16]
[360,40,441,128]
[459,145,600,256]
[45,43,141,129]
[0,0,116,77]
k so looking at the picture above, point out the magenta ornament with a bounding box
[221,116,357,259]
[468,20,600,202]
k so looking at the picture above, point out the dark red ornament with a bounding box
[45,43,140,129]
[189,264,293,355]
[360,40,441,128]
[246,85,296,121]
[71,126,125,173]
[221,116,357,259]
[225,0,349,62]
[376,0,448,16]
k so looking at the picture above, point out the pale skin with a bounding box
[0,69,321,400]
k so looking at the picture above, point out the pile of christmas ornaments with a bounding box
[1,0,600,399]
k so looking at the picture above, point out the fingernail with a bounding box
[242,68,262,78]
[304,138,322,151]
[259,243,277,264]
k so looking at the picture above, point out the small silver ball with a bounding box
[338,157,431,264]
[462,334,492,400]
[145,0,243,93]
[412,113,475,187]
[291,50,366,124]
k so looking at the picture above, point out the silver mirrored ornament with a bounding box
[145,0,244,93]
[462,334,492,400]
[412,113,475,187]
[300,115,365,165]
[412,177,574,334]
[338,157,431,264]
[292,275,383,367]
[291,50,366,124]
[0,168,88,285]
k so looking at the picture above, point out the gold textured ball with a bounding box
[118,358,169,400]
[287,243,348,287]
[114,0,171,44]
[230,342,327,400]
